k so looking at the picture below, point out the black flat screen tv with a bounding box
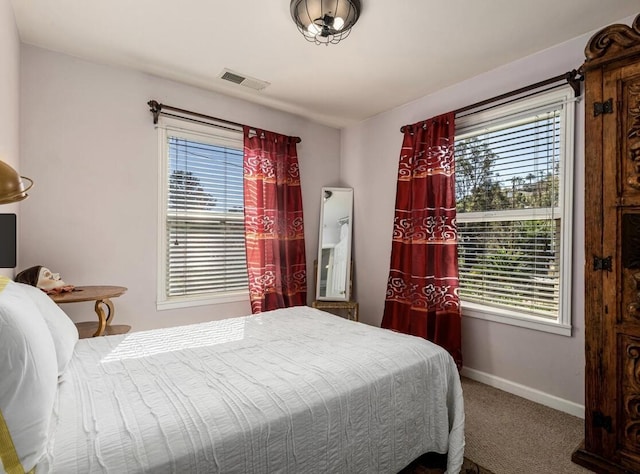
[0,214,17,268]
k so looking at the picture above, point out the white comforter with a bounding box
[40,306,464,473]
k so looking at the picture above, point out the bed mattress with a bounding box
[39,306,464,473]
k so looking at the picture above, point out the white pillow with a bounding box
[0,277,58,474]
[16,283,79,376]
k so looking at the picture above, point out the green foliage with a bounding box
[455,137,559,212]
[455,138,503,212]
[169,170,216,211]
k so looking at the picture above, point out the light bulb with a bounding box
[307,23,321,35]
[333,17,344,30]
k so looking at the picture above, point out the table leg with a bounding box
[93,298,114,337]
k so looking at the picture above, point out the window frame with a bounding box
[156,117,249,310]
[454,86,576,336]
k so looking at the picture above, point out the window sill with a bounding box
[461,301,572,337]
[157,291,249,311]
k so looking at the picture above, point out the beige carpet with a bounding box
[462,377,591,474]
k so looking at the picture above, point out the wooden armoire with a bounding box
[572,14,640,474]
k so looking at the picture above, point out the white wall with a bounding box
[19,45,341,330]
[0,0,20,278]
[339,18,634,406]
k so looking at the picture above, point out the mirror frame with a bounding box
[316,187,353,302]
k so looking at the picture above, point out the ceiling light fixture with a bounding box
[0,160,33,204]
[290,0,361,45]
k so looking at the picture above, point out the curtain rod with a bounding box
[399,69,583,133]
[148,100,302,144]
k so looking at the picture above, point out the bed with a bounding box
[0,278,464,474]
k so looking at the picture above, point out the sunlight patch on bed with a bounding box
[101,318,246,363]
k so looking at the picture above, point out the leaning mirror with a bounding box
[316,187,353,301]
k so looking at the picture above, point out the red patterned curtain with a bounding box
[381,112,462,367]
[243,126,307,314]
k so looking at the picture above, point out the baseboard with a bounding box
[461,367,585,419]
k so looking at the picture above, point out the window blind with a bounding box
[166,135,247,298]
[455,104,563,319]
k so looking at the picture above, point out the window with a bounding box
[157,119,248,309]
[454,86,575,335]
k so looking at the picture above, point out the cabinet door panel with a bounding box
[620,334,640,458]
[623,75,640,199]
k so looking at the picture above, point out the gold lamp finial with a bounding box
[0,160,33,205]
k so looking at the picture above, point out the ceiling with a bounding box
[9,1,639,128]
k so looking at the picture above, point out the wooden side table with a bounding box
[50,285,129,338]
[312,300,359,321]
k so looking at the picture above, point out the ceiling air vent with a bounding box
[219,69,270,91]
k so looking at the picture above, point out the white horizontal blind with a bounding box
[165,130,247,299]
[455,91,569,320]
[457,218,560,318]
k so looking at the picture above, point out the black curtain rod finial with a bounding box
[564,69,584,98]
[148,100,161,124]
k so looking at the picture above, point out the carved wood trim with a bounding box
[584,14,640,69]
[630,82,640,190]
[628,272,640,320]
[623,343,640,454]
